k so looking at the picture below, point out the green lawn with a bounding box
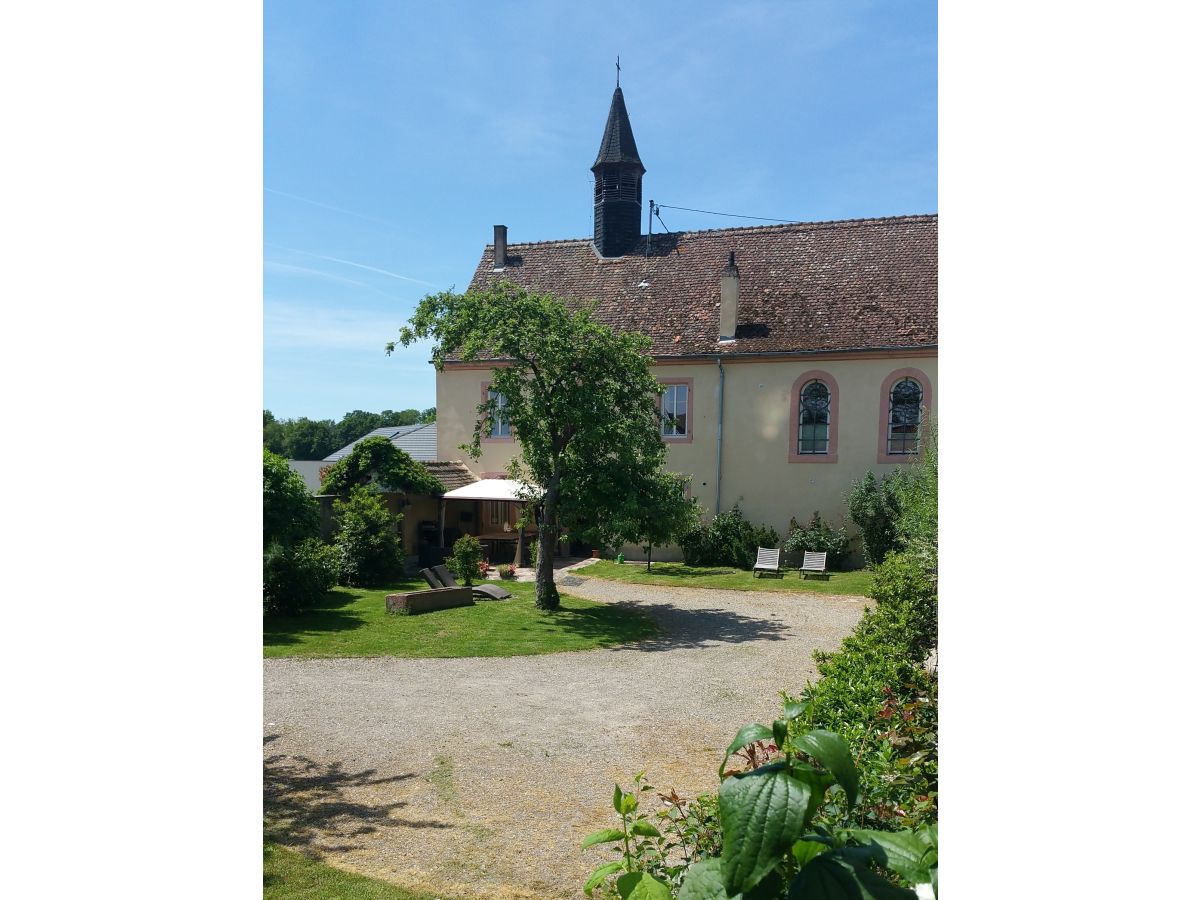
[264,578,657,658]
[583,559,876,596]
[265,845,443,900]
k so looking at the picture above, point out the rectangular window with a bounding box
[661,383,688,437]
[489,501,505,526]
[798,421,829,454]
[488,390,511,438]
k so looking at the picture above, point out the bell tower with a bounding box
[591,83,645,257]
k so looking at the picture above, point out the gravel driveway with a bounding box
[264,575,867,899]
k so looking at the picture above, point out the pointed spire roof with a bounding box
[592,87,645,173]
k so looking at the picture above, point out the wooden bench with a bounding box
[386,586,474,615]
[753,547,782,578]
[798,551,829,579]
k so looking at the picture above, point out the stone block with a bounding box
[386,586,474,615]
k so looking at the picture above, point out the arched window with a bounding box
[789,371,838,463]
[798,380,831,454]
[886,378,922,455]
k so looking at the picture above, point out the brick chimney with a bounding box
[719,251,739,342]
[493,225,507,271]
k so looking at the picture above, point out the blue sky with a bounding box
[264,0,937,421]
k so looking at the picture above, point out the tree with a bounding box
[604,470,699,572]
[318,436,443,497]
[392,282,668,610]
[418,406,437,423]
[283,417,339,460]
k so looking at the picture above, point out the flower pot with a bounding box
[591,549,600,558]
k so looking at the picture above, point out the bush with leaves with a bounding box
[263,538,339,615]
[263,448,319,547]
[319,435,443,497]
[448,534,484,586]
[332,487,405,587]
[845,471,907,567]
[782,512,851,570]
[263,448,330,613]
[583,704,937,898]
[677,506,780,569]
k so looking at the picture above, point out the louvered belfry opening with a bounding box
[591,86,645,257]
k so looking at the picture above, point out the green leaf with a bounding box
[621,792,640,815]
[783,700,807,721]
[721,723,773,773]
[791,730,859,811]
[844,829,933,885]
[773,719,789,751]
[616,870,674,900]
[614,783,625,814]
[789,852,917,899]
[630,820,662,838]
[581,828,627,850]
[791,839,831,868]
[929,866,937,898]
[678,859,730,900]
[584,861,625,895]
[719,765,813,895]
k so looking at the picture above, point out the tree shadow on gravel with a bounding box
[265,738,452,852]
[549,601,792,652]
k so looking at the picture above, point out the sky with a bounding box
[264,0,937,421]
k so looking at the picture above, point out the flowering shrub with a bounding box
[497,563,516,579]
[782,511,851,569]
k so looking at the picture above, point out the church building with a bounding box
[434,84,937,560]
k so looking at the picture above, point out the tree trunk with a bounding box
[535,475,561,610]
[645,545,652,573]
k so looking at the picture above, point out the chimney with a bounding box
[493,225,507,271]
[718,251,739,342]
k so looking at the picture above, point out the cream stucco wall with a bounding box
[436,353,936,560]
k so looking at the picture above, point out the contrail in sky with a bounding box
[265,187,407,231]
[267,243,439,287]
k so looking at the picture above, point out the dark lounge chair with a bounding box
[428,564,512,600]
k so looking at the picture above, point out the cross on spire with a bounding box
[616,55,620,87]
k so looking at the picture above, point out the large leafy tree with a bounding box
[319,436,443,497]
[392,283,667,610]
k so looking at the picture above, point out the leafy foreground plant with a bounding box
[582,704,937,899]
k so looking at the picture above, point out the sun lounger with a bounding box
[431,563,512,600]
[752,547,782,578]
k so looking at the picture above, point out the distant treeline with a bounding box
[264,407,436,460]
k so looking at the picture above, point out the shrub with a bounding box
[448,534,484,586]
[498,563,516,580]
[583,709,937,898]
[845,470,906,567]
[332,486,405,587]
[319,436,443,496]
[263,538,339,615]
[782,511,851,569]
[263,448,319,547]
[677,506,779,569]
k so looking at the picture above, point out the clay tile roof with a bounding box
[422,461,479,493]
[470,215,937,357]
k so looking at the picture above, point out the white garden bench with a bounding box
[753,547,782,578]
[798,550,828,579]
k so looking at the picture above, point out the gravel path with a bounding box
[264,575,867,899]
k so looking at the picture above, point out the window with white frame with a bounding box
[660,383,688,437]
[886,379,922,454]
[488,389,511,438]
[797,380,831,454]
